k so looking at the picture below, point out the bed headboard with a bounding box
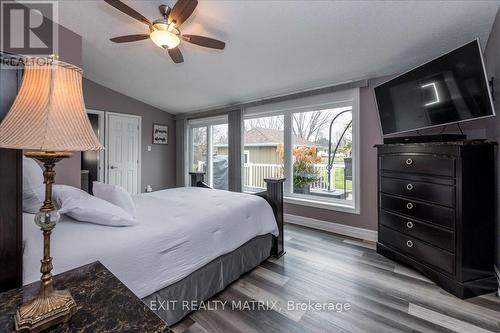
[189,172,285,258]
[0,52,23,292]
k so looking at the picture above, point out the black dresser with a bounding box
[376,141,497,298]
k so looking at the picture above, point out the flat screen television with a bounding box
[374,39,495,136]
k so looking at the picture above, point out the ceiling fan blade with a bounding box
[182,35,225,50]
[168,47,184,63]
[168,0,198,26]
[104,0,152,27]
[110,34,150,43]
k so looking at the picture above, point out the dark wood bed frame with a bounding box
[0,52,23,293]
[189,172,285,258]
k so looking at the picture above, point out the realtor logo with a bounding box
[1,1,58,55]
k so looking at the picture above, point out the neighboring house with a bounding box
[215,127,316,164]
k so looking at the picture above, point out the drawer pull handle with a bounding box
[406,240,414,248]
[405,158,414,165]
[406,221,414,229]
[406,183,414,191]
[406,202,413,210]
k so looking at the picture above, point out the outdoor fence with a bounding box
[243,162,346,190]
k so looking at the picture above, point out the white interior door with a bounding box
[106,113,141,194]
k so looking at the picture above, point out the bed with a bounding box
[22,180,284,325]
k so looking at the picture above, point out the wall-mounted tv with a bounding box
[375,39,495,136]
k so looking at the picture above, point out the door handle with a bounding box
[109,166,117,169]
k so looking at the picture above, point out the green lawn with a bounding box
[316,168,352,191]
[334,168,352,191]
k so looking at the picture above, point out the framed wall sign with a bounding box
[153,124,168,145]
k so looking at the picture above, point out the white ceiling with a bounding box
[57,0,500,114]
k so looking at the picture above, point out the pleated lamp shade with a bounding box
[0,60,103,152]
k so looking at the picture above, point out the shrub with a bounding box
[277,144,321,188]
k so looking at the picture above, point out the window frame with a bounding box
[243,88,360,214]
[187,115,228,189]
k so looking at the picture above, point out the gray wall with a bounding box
[83,79,176,192]
[46,18,83,188]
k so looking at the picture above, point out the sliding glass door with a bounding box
[211,123,228,190]
[188,116,229,190]
[190,126,207,174]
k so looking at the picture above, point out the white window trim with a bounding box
[284,196,359,214]
[207,125,213,187]
[243,88,361,214]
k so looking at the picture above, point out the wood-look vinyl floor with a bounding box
[172,224,500,333]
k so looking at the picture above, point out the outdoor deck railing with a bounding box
[243,162,345,190]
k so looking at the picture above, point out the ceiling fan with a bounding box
[104,0,225,63]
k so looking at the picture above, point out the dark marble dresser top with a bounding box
[0,261,170,333]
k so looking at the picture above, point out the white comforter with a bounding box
[23,187,278,298]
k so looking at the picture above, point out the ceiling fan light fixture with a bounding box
[105,0,225,63]
[150,29,180,49]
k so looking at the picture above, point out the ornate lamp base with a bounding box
[15,289,76,333]
[16,151,75,332]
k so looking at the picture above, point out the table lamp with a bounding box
[0,58,103,332]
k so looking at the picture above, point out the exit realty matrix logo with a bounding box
[1,0,58,57]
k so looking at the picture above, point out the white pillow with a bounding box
[92,181,137,218]
[53,185,138,227]
[23,156,45,213]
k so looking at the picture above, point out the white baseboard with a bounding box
[284,213,378,242]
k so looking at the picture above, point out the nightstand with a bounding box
[0,261,170,332]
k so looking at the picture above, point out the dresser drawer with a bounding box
[379,225,454,274]
[380,210,454,252]
[380,177,454,207]
[380,194,454,229]
[380,154,455,177]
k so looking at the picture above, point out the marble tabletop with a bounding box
[0,261,170,332]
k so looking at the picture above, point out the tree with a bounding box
[212,125,228,145]
[245,108,352,145]
[245,116,283,131]
[192,127,206,145]
[292,110,332,142]
[292,108,351,143]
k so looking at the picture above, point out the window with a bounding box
[244,88,359,212]
[188,116,228,190]
[292,107,353,202]
[243,115,284,192]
